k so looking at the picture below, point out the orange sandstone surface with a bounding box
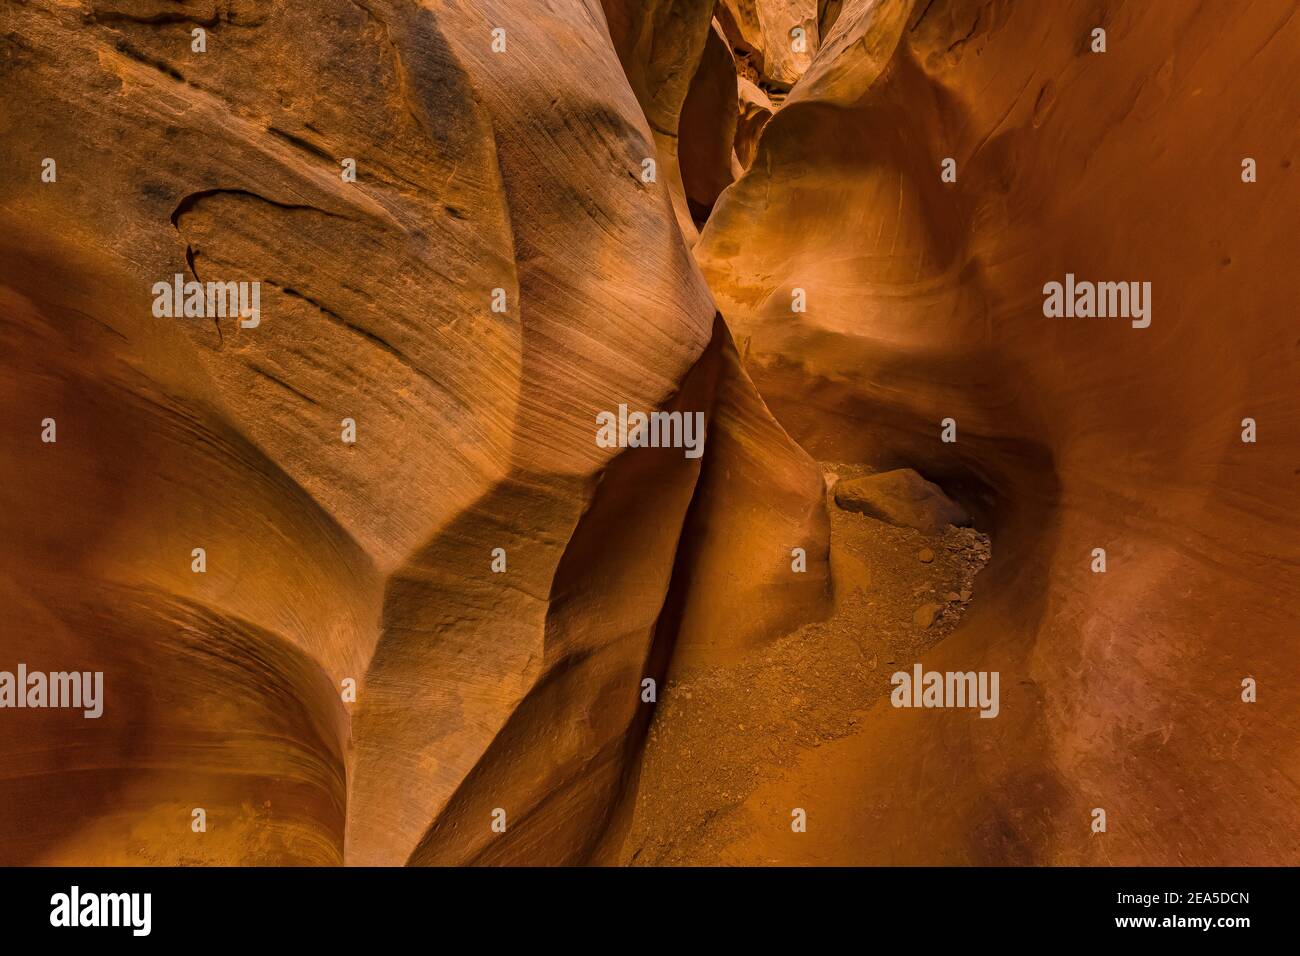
[0,0,1295,866]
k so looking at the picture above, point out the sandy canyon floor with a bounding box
[626,463,992,864]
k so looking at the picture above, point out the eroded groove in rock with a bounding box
[733,76,775,170]
[679,20,740,226]
[695,0,1300,864]
[600,0,720,243]
[717,0,820,90]
[0,0,1296,875]
[344,0,729,866]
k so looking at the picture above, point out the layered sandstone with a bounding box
[716,0,820,88]
[0,0,1295,870]
[695,0,1300,864]
[0,0,827,865]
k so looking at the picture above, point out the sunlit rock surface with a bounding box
[716,0,820,88]
[0,0,1295,868]
[0,0,826,865]
[680,20,740,225]
[696,0,1300,864]
[733,76,774,170]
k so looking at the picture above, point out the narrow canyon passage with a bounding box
[625,462,994,864]
[600,0,1046,865]
[0,0,1295,869]
[600,0,1300,866]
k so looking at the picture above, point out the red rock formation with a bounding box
[817,0,845,41]
[0,0,827,865]
[601,0,719,242]
[733,76,774,170]
[716,0,820,89]
[0,0,1294,870]
[679,21,740,225]
[696,0,1300,864]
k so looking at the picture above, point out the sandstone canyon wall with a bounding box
[0,0,827,865]
[0,0,1295,867]
[696,0,1300,864]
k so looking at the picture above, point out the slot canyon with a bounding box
[0,0,1297,868]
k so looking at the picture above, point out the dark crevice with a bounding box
[248,362,320,407]
[112,36,187,82]
[947,8,982,53]
[911,0,939,33]
[88,0,269,28]
[584,316,730,861]
[169,187,351,229]
[272,283,348,326]
[92,12,220,27]
[266,126,339,167]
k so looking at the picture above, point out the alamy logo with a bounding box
[890,663,1000,718]
[152,274,261,328]
[50,886,150,936]
[1042,273,1151,328]
[0,664,103,718]
[595,404,706,459]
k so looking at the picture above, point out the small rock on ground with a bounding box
[913,602,941,629]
